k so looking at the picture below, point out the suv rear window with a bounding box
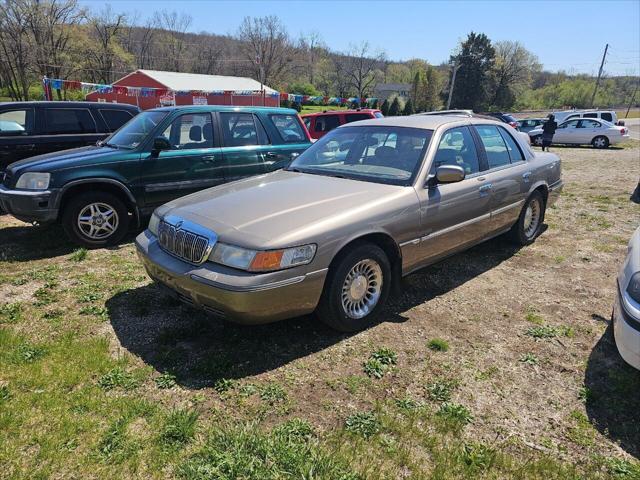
[601,112,613,122]
[270,114,306,143]
[314,115,340,133]
[344,113,371,123]
[100,109,134,132]
[44,108,96,134]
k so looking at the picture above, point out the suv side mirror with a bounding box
[152,136,171,152]
[435,165,465,184]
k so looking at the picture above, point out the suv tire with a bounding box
[62,191,130,247]
[509,190,545,246]
[316,243,391,332]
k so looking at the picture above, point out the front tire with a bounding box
[316,243,391,332]
[532,135,543,147]
[61,191,130,247]
[509,191,545,246]
[592,136,609,149]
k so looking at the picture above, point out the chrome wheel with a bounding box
[341,259,383,319]
[523,198,541,238]
[593,136,608,148]
[533,135,543,146]
[77,202,119,240]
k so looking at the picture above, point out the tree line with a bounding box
[0,0,637,111]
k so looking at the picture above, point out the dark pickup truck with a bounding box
[0,101,140,169]
[0,106,311,247]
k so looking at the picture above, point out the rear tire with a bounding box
[509,191,545,246]
[316,243,391,332]
[592,136,609,149]
[532,135,543,147]
[62,191,130,248]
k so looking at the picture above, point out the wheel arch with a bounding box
[56,178,140,225]
[327,231,403,292]
[529,182,549,206]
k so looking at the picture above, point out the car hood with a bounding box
[162,169,411,249]
[7,145,124,174]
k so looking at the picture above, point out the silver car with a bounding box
[613,226,640,370]
[529,118,630,148]
[136,116,563,331]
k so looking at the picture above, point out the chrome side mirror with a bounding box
[436,165,465,183]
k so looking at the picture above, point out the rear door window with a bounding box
[44,108,96,134]
[578,119,601,129]
[219,112,263,147]
[0,109,33,135]
[431,126,480,175]
[314,114,340,133]
[583,113,597,118]
[497,127,524,162]
[99,109,135,132]
[270,113,306,143]
[475,125,511,169]
[344,113,371,123]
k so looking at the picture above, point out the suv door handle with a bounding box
[16,144,35,151]
[201,155,217,163]
[264,151,278,159]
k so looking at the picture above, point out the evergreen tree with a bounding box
[402,98,414,115]
[423,66,442,111]
[380,98,390,116]
[388,97,402,116]
[449,32,495,110]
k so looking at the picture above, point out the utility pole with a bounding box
[446,63,461,109]
[590,43,609,108]
[625,82,638,118]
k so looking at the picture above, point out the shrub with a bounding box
[344,411,381,438]
[427,338,449,352]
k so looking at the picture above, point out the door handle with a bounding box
[522,171,532,182]
[479,183,493,193]
[201,155,217,163]
[16,144,35,151]
[264,152,278,159]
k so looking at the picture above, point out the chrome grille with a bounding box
[158,220,210,264]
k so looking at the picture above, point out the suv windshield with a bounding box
[288,126,432,186]
[105,111,168,149]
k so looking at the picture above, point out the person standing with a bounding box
[541,114,557,152]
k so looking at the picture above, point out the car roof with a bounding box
[0,101,139,109]
[301,109,380,117]
[148,105,298,114]
[342,114,503,130]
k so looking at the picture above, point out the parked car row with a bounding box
[527,117,629,148]
[1,101,636,372]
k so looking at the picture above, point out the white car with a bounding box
[613,227,640,370]
[529,118,629,148]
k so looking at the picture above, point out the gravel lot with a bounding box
[0,141,639,478]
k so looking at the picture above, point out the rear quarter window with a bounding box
[99,109,135,132]
[270,114,307,143]
[601,112,613,122]
[344,113,372,123]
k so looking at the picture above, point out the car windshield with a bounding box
[287,126,432,186]
[104,111,168,149]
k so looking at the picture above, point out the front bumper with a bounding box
[0,184,59,223]
[613,284,640,370]
[135,230,328,325]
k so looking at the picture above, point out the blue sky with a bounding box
[81,0,640,76]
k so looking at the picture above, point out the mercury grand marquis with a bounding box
[135,115,563,332]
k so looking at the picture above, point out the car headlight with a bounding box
[15,172,50,190]
[627,272,640,304]
[209,243,316,272]
[148,212,161,236]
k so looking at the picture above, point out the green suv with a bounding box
[0,106,311,247]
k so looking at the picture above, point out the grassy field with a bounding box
[617,109,640,120]
[1,143,640,479]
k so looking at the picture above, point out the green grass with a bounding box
[427,338,450,352]
[363,347,397,379]
[617,109,640,119]
[300,105,347,114]
[159,409,199,448]
[344,411,381,438]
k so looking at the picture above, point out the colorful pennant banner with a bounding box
[42,77,378,106]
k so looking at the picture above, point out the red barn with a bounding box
[86,69,279,109]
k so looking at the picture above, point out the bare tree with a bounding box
[237,16,294,88]
[85,6,128,84]
[0,0,32,99]
[339,42,386,98]
[154,10,192,72]
[491,40,541,107]
[298,31,325,85]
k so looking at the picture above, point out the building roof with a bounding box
[116,69,278,94]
